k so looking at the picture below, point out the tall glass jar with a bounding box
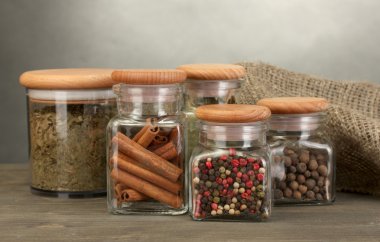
[189,104,272,221]
[19,69,116,198]
[107,69,187,215]
[257,97,335,205]
[176,64,245,167]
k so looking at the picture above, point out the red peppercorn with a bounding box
[223,183,229,189]
[203,191,210,197]
[222,179,228,185]
[211,203,218,210]
[193,167,200,174]
[227,190,234,197]
[232,167,238,173]
[222,189,228,195]
[242,192,249,199]
[205,161,213,169]
[239,158,248,167]
[253,163,260,171]
[227,177,234,184]
[245,180,254,188]
[216,177,223,184]
[242,174,249,182]
[257,173,264,181]
[246,190,252,195]
[220,155,228,161]
[232,159,239,167]
[247,157,255,163]
[202,169,208,174]
[237,172,243,178]
[247,170,254,176]
[229,148,236,156]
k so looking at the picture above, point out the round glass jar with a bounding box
[19,69,116,198]
[257,97,336,205]
[107,69,187,215]
[176,64,245,167]
[189,104,272,221]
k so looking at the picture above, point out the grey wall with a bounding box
[1,0,379,163]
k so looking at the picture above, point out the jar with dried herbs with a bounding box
[257,97,336,205]
[176,64,245,167]
[19,69,116,197]
[190,104,272,221]
[107,69,187,215]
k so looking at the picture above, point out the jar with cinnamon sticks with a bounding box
[176,64,245,169]
[190,104,272,221]
[19,69,116,198]
[108,69,187,215]
[257,97,336,205]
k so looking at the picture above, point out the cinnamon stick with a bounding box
[112,132,182,182]
[111,154,182,194]
[153,141,178,161]
[132,117,158,142]
[114,183,148,202]
[111,169,183,208]
[152,135,168,145]
[137,126,159,148]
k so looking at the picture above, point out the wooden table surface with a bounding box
[1,164,380,242]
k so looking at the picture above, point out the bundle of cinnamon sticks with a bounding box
[110,118,183,208]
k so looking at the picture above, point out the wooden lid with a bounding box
[176,64,246,80]
[257,97,329,114]
[19,69,114,89]
[111,69,186,85]
[196,104,271,123]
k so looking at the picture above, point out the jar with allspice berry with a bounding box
[257,97,336,205]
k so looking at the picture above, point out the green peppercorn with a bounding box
[213,197,220,203]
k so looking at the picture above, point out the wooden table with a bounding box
[1,164,380,242]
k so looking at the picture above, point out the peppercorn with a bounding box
[313,186,320,193]
[287,173,296,182]
[306,190,315,199]
[293,190,302,200]
[299,150,310,163]
[283,156,292,167]
[284,188,293,198]
[297,174,306,184]
[304,170,311,178]
[288,165,297,173]
[311,171,319,180]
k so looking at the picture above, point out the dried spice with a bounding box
[272,146,331,202]
[191,150,270,220]
[29,101,115,193]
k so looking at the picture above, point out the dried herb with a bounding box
[29,101,116,193]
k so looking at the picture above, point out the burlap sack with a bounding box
[237,62,380,195]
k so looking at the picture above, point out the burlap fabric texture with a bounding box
[237,62,380,195]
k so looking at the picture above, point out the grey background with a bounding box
[0,0,379,163]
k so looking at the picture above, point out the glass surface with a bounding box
[107,84,187,215]
[189,121,271,221]
[27,89,116,197]
[268,113,336,205]
[183,79,240,168]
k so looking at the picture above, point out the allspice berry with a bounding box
[299,150,310,164]
[311,170,319,180]
[279,181,287,190]
[293,190,302,200]
[318,165,328,177]
[318,177,324,187]
[316,193,323,201]
[284,156,292,167]
[306,190,315,199]
[304,170,311,178]
[284,187,293,198]
[297,174,306,184]
[287,173,296,182]
[298,185,307,194]
[305,178,316,190]
[308,160,318,171]
[274,189,283,199]
[313,186,320,193]
[296,163,307,173]
[289,181,299,190]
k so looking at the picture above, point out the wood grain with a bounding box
[1,163,380,242]
[257,97,329,114]
[111,69,186,85]
[19,69,114,89]
[177,64,246,80]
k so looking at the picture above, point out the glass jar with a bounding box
[189,104,272,221]
[107,69,187,215]
[19,69,116,198]
[177,64,245,167]
[257,97,335,205]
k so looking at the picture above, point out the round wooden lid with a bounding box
[257,97,329,114]
[196,104,271,123]
[176,64,246,80]
[19,69,114,89]
[111,69,186,85]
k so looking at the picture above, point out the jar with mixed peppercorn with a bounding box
[257,97,335,205]
[189,104,272,221]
